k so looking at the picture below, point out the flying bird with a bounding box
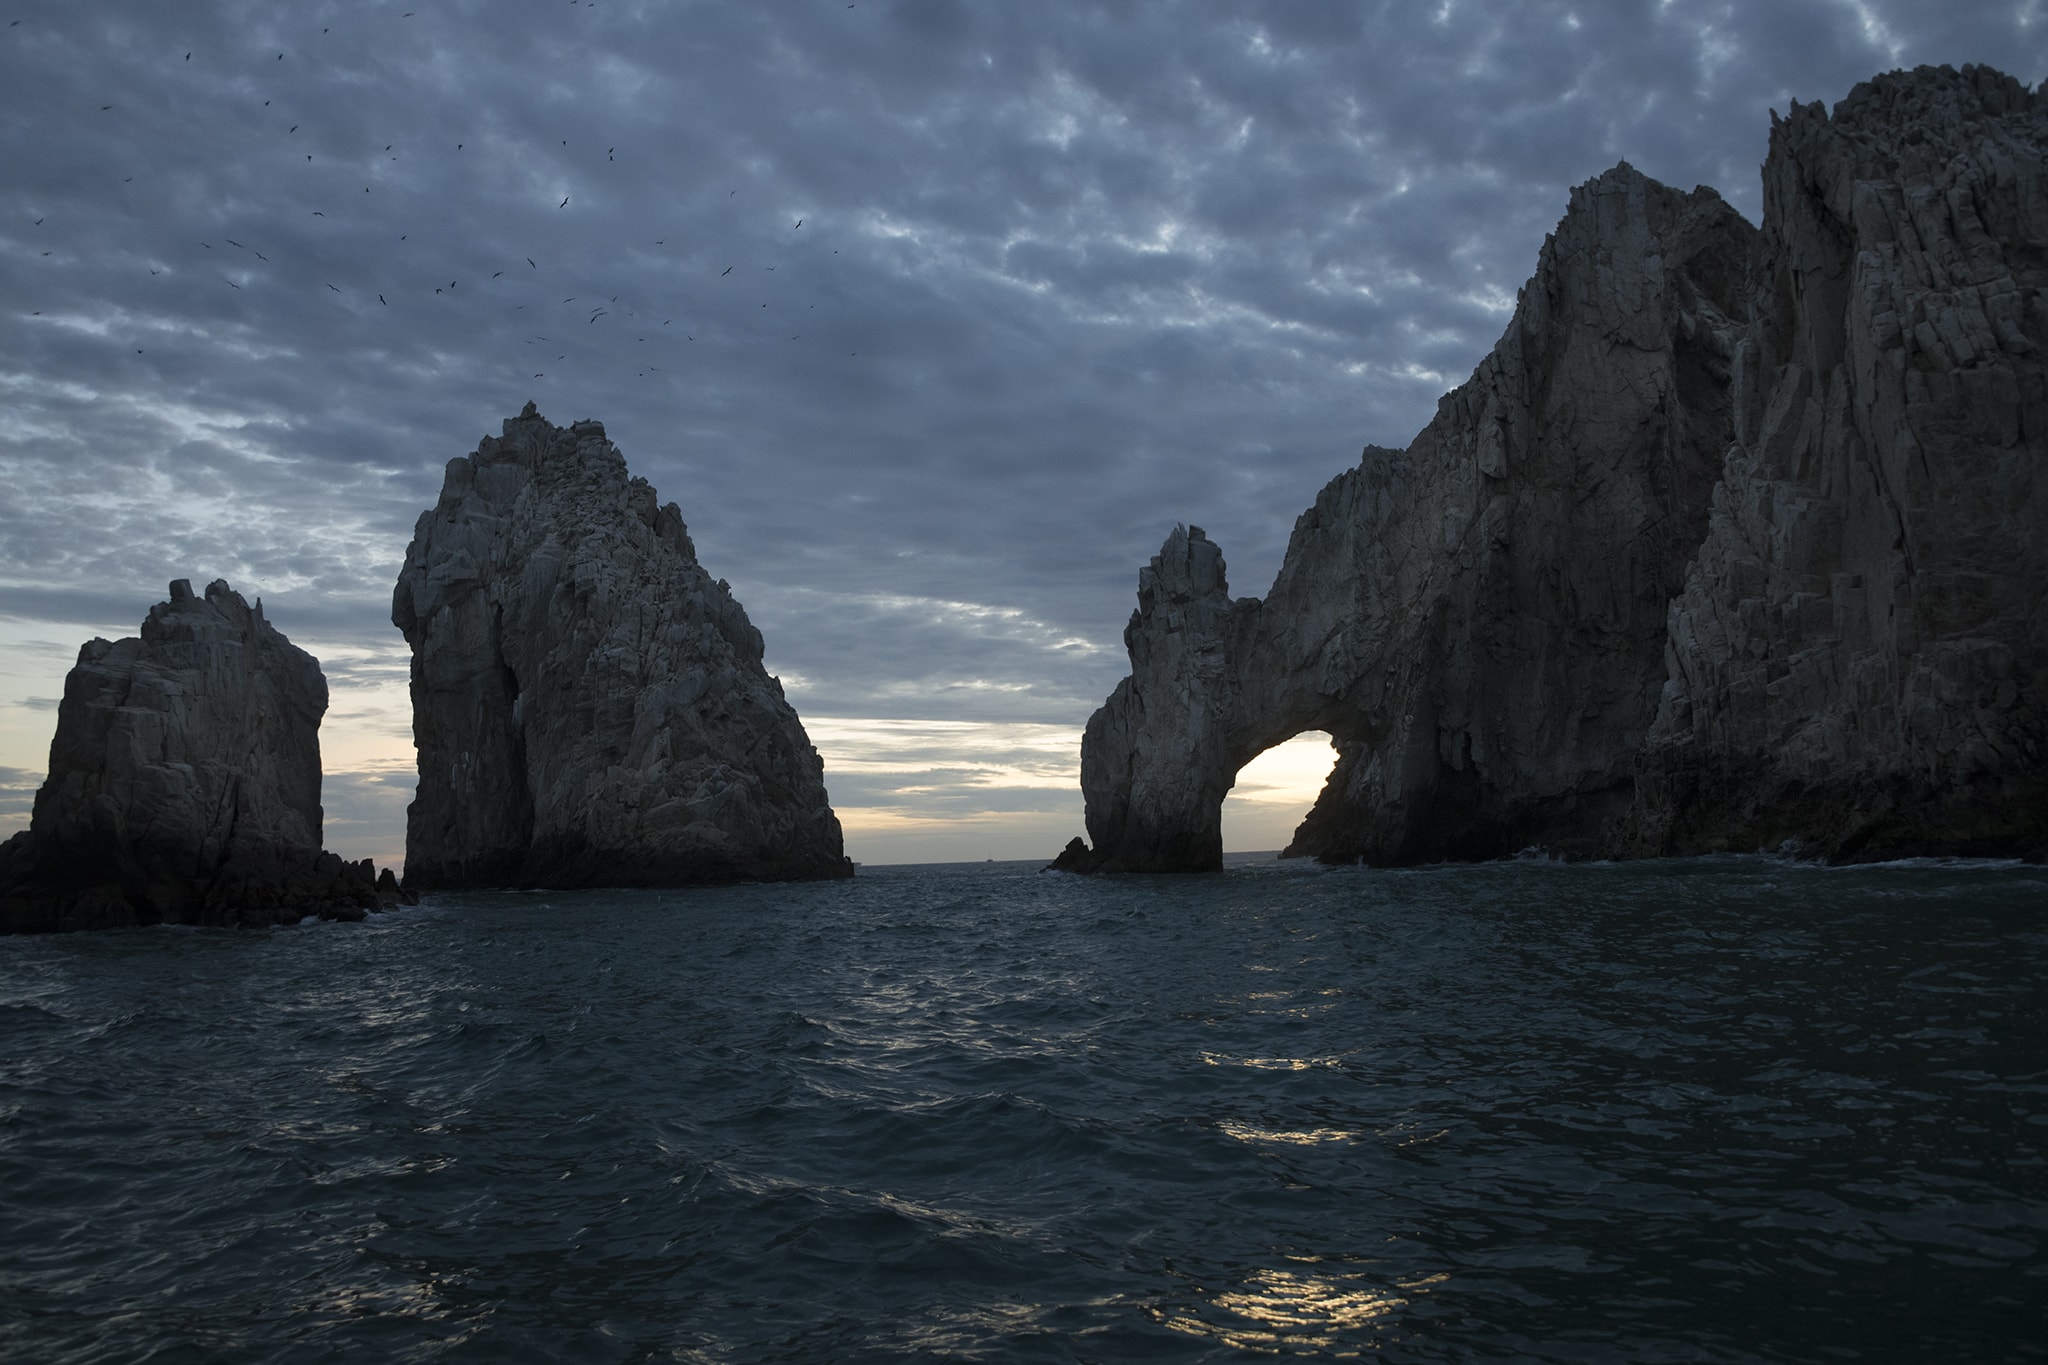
[721,266,732,276]
[311,210,323,216]
[795,219,802,228]
[527,258,536,267]
[379,294,386,304]
[327,283,340,292]
[493,271,503,278]
[226,239,243,247]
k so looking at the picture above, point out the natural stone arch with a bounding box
[1221,729,1341,856]
[1056,166,1754,873]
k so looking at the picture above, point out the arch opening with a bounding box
[1220,730,1339,857]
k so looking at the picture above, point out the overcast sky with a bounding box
[1,1,2039,868]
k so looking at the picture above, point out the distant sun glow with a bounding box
[1221,730,1339,854]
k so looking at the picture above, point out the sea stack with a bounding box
[1058,64,2048,871]
[392,403,850,889]
[0,580,387,932]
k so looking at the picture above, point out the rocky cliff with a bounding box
[1061,167,1755,871]
[1059,65,2048,872]
[1634,65,2048,859]
[392,403,850,889]
[0,580,389,932]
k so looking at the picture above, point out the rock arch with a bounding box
[1057,165,1755,872]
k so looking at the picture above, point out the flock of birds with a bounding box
[19,5,872,388]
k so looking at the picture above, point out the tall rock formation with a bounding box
[1634,66,2048,858]
[392,403,850,889]
[1059,64,2048,872]
[1062,167,1756,870]
[0,580,386,932]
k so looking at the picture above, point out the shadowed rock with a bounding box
[392,403,850,889]
[1058,166,1754,871]
[1632,65,2048,859]
[1058,64,2048,872]
[0,580,390,932]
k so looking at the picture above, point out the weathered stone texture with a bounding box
[0,580,387,932]
[392,403,850,889]
[1060,65,2048,873]
[1634,65,2048,858]
[1060,167,1755,870]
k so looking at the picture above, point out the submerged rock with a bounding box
[1632,66,2048,860]
[0,580,388,932]
[392,403,850,889]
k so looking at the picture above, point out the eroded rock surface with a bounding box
[1061,167,1754,871]
[1059,65,2048,872]
[0,580,389,932]
[1633,66,2048,859]
[392,403,850,888]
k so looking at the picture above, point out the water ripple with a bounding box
[1,856,2043,1361]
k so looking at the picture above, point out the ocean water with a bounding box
[1,855,2043,1363]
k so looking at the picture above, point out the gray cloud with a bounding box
[2,0,2040,859]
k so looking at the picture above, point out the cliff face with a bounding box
[1635,66,2048,858]
[0,580,385,932]
[1062,65,2048,873]
[1063,167,1756,871]
[392,403,850,889]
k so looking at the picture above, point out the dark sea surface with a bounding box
[2,854,2044,1363]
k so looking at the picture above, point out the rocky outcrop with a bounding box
[392,403,850,889]
[1058,65,2048,872]
[1633,66,2048,859]
[1059,167,1755,871]
[0,580,393,932]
